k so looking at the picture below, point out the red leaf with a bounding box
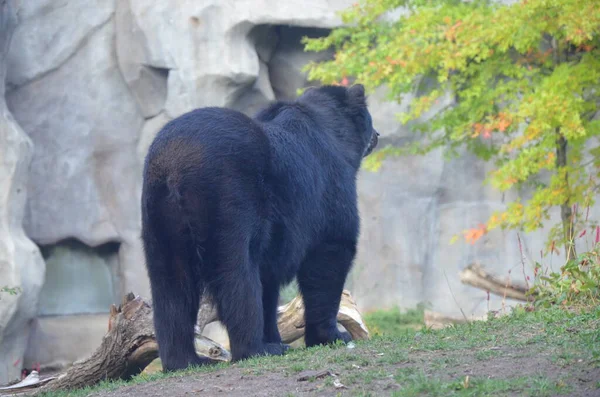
[463,224,487,244]
[579,229,586,238]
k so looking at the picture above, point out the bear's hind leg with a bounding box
[143,232,212,372]
[210,243,287,362]
[261,280,291,352]
[297,241,354,348]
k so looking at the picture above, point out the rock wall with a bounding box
[0,0,45,384]
[0,0,598,381]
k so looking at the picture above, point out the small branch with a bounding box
[459,263,533,302]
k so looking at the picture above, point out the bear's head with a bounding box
[299,84,379,165]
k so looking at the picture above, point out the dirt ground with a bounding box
[17,306,597,397]
[89,342,600,397]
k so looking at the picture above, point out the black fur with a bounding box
[141,84,378,372]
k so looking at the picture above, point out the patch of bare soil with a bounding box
[89,344,600,397]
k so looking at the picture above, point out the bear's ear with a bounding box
[348,84,366,105]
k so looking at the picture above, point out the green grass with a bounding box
[389,370,570,397]
[363,304,426,337]
[36,304,600,397]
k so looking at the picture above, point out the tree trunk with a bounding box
[556,132,577,260]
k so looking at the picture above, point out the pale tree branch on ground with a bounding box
[459,263,532,302]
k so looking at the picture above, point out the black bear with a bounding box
[141,84,379,372]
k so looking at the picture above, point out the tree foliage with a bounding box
[303,0,600,256]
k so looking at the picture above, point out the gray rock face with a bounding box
[115,0,167,118]
[23,314,109,371]
[0,0,45,384]
[122,0,351,117]
[269,27,334,100]
[351,151,532,318]
[7,0,114,88]
[7,4,149,311]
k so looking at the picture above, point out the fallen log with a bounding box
[30,293,229,394]
[459,263,533,302]
[2,290,368,394]
[277,289,370,343]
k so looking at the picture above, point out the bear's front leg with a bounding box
[297,241,355,347]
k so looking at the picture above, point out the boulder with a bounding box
[0,0,45,384]
[6,12,147,300]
